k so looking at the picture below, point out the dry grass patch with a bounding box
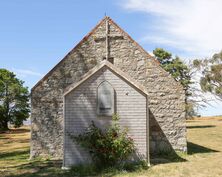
[0,127,30,175]
[1,117,222,177]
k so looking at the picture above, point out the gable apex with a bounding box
[64,60,148,96]
[32,16,159,92]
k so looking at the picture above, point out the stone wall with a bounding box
[31,17,186,159]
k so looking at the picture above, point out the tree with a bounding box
[193,51,222,100]
[153,48,196,118]
[0,69,30,131]
[153,48,192,91]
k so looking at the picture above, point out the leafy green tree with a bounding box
[0,69,30,130]
[153,48,192,91]
[193,51,222,100]
[153,48,195,117]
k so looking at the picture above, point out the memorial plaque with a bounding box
[97,81,114,116]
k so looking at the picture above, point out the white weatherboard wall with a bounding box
[64,66,147,167]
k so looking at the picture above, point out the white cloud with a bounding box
[121,0,222,58]
[12,68,43,78]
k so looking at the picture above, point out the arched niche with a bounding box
[97,81,114,116]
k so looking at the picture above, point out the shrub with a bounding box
[69,114,135,168]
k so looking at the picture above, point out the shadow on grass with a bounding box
[187,142,219,155]
[3,143,219,177]
[3,160,65,177]
[0,150,30,159]
[186,125,216,129]
[151,141,220,165]
[0,128,30,134]
[0,136,8,140]
[6,128,30,134]
[151,150,187,165]
[3,160,148,177]
[16,139,30,144]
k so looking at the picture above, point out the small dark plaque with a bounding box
[97,81,114,116]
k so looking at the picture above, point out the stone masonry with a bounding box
[30,16,187,159]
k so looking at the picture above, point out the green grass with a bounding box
[1,117,222,177]
[0,127,148,177]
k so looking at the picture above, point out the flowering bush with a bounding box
[69,114,135,167]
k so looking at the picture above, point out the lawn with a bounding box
[1,117,222,177]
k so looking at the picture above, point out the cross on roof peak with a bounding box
[105,17,109,60]
[104,15,110,20]
[94,16,124,62]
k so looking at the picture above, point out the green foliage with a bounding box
[193,51,222,100]
[69,114,135,168]
[70,161,148,176]
[153,48,195,118]
[153,48,172,65]
[0,69,30,130]
[153,48,192,91]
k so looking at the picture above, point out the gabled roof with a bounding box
[32,16,159,92]
[64,60,148,96]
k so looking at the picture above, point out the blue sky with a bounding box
[0,0,221,116]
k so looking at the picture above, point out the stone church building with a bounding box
[31,17,187,167]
